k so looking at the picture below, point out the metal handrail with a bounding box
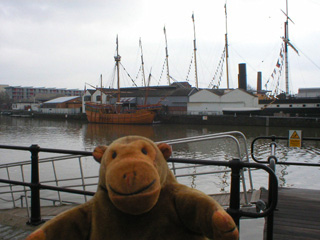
[251,135,320,240]
[0,133,279,236]
[168,158,278,220]
[0,145,278,234]
[161,134,242,159]
[251,136,320,166]
[159,131,254,204]
[161,131,249,160]
[0,132,254,207]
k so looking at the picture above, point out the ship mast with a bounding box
[284,0,289,95]
[224,3,230,90]
[192,13,199,89]
[100,74,103,105]
[139,38,147,87]
[282,0,299,95]
[163,26,171,85]
[114,35,121,103]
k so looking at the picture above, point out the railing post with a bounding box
[227,158,241,229]
[27,144,44,225]
[266,141,277,240]
[266,160,275,240]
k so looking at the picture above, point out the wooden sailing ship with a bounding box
[85,37,161,124]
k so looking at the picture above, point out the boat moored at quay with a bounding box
[85,102,157,124]
[84,36,162,125]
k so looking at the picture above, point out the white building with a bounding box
[297,88,320,98]
[12,102,40,111]
[82,89,97,113]
[188,89,259,115]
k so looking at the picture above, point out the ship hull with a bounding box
[85,103,156,124]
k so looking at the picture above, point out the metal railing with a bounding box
[251,136,320,167]
[0,151,96,210]
[0,131,253,209]
[0,144,94,225]
[0,154,95,207]
[161,131,254,205]
[168,158,278,227]
[0,143,278,238]
[250,135,320,240]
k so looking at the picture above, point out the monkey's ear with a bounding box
[157,143,172,160]
[92,145,108,163]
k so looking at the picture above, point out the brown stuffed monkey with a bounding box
[26,135,238,240]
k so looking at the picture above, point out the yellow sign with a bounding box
[289,130,302,148]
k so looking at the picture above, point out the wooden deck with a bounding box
[261,187,320,240]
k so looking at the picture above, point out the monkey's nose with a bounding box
[123,171,137,187]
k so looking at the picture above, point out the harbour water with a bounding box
[1,115,320,239]
[1,115,320,191]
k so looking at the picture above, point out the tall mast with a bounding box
[163,26,171,85]
[224,3,230,89]
[192,13,199,89]
[284,0,289,95]
[100,74,103,105]
[139,38,147,87]
[144,72,152,105]
[282,0,299,95]
[114,35,121,102]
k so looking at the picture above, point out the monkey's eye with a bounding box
[141,148,148,155]
[112,151,117,159]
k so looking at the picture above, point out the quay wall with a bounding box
[8,111,320,128]
[32,112,88,121]
[158,114,320,128]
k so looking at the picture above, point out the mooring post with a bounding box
[27,144,44,225]
[227,158,241,229]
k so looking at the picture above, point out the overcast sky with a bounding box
[1,0,320,94]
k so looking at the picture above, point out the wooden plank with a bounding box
[262,187,320,240]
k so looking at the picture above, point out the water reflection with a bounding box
[83,123,156,147]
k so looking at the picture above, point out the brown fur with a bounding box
[26,136,238,240]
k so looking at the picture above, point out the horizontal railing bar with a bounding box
[0,180,95,196]
[169,163,231,170]
[0,144,92,156]
[39,184,95,196]
[175,169,232,178]
[0,155,90,169]
[22,195,86,205]
[40,176,98,184]
[0,182,99,196]
[274,161,320,167]
[251,136,320,166]
[0,189,28,195]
